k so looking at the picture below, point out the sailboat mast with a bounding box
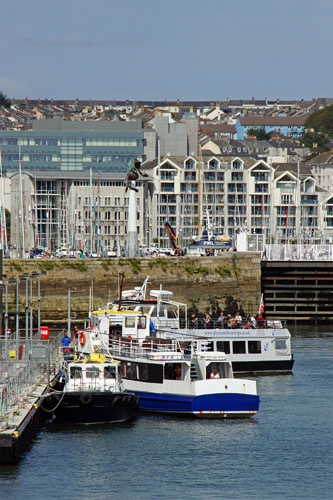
[90,168,93,255]
[0,147,8,253]
[197,143,201,236]
[19,145,25,257]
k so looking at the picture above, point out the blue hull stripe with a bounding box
[132,391,259,416]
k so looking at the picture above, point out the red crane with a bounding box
[164,222,183,255]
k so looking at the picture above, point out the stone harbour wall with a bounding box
[2,253,261,326]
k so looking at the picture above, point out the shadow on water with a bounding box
[43,415,138,434]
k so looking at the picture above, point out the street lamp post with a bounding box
[0,282,9,355]
[9,278,19,357]
[67,288,76,337]
[31,271,42,338]
[19,274,29,344]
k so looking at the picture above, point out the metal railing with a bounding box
[0,332,63,419]
[262,244,333,261]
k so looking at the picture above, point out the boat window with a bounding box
[104,366,116,379]
[146,363,163,383]
[232,341,246,354]
[206,362,222,379]
[164,363,183,380]
[86,367,100,378]
[125,317,135,328]
[202,341,214,351]
[275,339,287,350]
[122,361,137,380]
[137,362,148,381]
[70,366,82,379]
[138,316,147,329]
[248,340,261,354]
[216,341,230,354]
[167,308,177,319]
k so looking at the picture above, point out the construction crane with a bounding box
[164,222,183,255]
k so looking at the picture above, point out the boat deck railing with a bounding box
[103,336,223,362]
[158,318,286,330]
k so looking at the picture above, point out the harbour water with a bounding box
[0,329,332,500]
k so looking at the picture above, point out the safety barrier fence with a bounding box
[0,332,63,419]
[262,244,333,261]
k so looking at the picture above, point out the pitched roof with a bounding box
[239,116,307,126]
[305,151,333,167]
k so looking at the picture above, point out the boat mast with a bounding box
[90,168,93,255]
[197,143,201,236]
[0,147,8,254]
[18,145,25,258]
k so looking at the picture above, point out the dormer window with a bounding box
[185,158,195,170]
[207,158,219,170]
[232,159,243,170]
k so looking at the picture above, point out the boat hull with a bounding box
[52,391,140,424]
[131,391,259,418]
[232,357,294,374]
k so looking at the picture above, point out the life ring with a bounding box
[79,331,86,346]
[175,364,182,378]
[79,393,93,405]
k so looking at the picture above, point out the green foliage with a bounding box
[11,261,22,272]
[128,258,141,275]
[0,91,11,108]
[184,264,209,276]
[215,264,232,277]
[100,259,112,271]
[37,260,56,272]
[299,105,333,154]
[116,257,141,274]
[305,105,333,136]
[62,260,87,272]
[246,127,271,140]
[233,265,241,277]
[148,257,169,272]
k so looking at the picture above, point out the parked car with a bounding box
[55,248,76,258]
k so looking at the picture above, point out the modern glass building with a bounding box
[0,119,145,173]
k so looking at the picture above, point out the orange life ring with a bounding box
[79,331,86,346]
[175,363,181,378]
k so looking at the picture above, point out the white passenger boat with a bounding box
[98,279,294,374]
[75,321,259,418]
[49,353,139,424]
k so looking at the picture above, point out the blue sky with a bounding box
[1,0,332,101]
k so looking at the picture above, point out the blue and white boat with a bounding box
[75,312,259,418]
[102,279,294,374]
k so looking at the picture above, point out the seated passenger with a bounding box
[210,368,220,379]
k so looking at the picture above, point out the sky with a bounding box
[1,0,332,102]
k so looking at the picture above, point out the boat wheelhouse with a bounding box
[49,353,139,424]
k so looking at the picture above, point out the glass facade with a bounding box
[0,127,144,173]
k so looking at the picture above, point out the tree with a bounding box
[299,105,333,155]
[0,91,11,109]
[246,127,271,140]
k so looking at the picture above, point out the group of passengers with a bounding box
[189,311,262,329]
